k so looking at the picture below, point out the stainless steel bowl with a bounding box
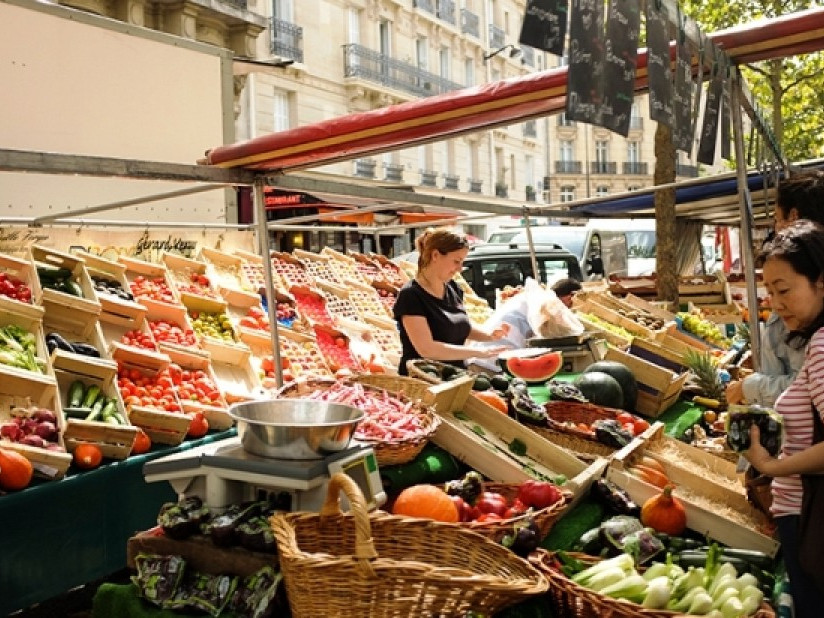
[227,399,364,460]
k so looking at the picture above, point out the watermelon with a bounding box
[503,351,563,383]
[583,360,638,411]
[573,371,624,408]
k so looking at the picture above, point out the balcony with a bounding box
[461,8,479,38]
[591,161,617,175]
[495,182,509,198]
[523,119,538,139]
[623,161,649,175]
[421,170,439,187]
[489,24,505,50]
[443,174,460,190]
[271,17,303,63]
[343,44,464,99]
[413,0,434,12]
[555,160,582,174]
[469,179,483,193]
[557,114,576,127]
[384,163,404,182]
[629,116,643,130]
[525,186,537,202]
[521,46,535,67]
[676,164,699,177]
[355,159,377,178]
[437,0,456,26]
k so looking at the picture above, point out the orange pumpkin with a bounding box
[0,447,34,491]
[392,484,459,523]
[640,485,687,536]
[74,443,104,470]
[473,390,509,414]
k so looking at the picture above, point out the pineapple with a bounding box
[683,349,726,401]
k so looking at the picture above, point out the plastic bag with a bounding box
[481,281,534,348]
[525,280,584,339]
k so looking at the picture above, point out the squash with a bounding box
[0,447,34,491]
[73,443,103,470]
[473,390,509,414]
[640,485,687,536]
[392,484,459,523]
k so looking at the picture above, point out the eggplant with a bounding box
[726,405,783,456]
[444,471,484,505]
[45,332,74,354]
[69,341,101,358]
[507,388,548,424]
[592,419,633,448]
[590,479,641,516]
[506,519,541,558]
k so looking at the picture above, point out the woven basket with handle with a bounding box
[271,473,548,618]
[406,358,470,384]
[528,550,776,618]
[352,373,433,403]
[274,377,440,466]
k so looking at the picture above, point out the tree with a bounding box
[681,0,824,162]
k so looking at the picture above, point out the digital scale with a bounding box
[142,436,386,513]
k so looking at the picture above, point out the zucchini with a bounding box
[100,400,118,422]
[63,406,92,419]
[37,265,73,283]
[64,280,84,298]
[68,379,86,408]
[81,384,102,409]
[86,396,107,422]
[696,546,774,570]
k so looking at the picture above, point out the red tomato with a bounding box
[476,513,504,523]
[503,498,529,519]
[633,418,651,434]
[616,412,636,426]
[476,491,509,516]
[187,412,209,438]
[517,480,563,510]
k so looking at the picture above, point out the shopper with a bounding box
[551,277,583,308]
[744,219,824,617]
[393,228,509,376]
[726,169,824,406]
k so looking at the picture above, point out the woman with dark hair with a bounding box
[393,228,509,376]
[745,219,824,616]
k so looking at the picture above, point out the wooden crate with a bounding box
[607,424,778,556]
[211,355,262,404]
[576,298,659,339]
[233,249,285,292]
[111,345,189,446]
[44,310,112,364]
[0,370,71,480]
[428,376,603,504]
[0,251,44,320]
[162,252,223,305]
[318,280,363,324]
[119,255,181,307]
[293,249,342,285]
[0,307,51,379]
[143,298,204,355]
[272,251,314,288]
[199,247,258,300]
[30,244,102,316]
[604,347,689,418]
[52,350,137,460]
[290,284,335,327]
[74,251,147,328]
[629,337,688,374]
[607,275,657,297]
[164,347,232,431]
[313,323,363,373]
[243,326,331,384]
[321,247,369,285]
[691,302,743,325]
[348,251,384,284]
[574,314,633,349]
[371,254,410,287]
[665,322,714,352]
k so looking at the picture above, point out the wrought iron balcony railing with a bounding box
[270,17,303,63]
[461,8,479,37]
[443,174,460,190]
[343,44,463,98]
[355,159,377,178]
[676,164,699,177]
[555,160,582,174]
[420,170,438,186]
[469,179,483,193]
[523,119,537,138]
[623,161,649,175]
[591,161,617,174]
[384,163,404,182]
[489,24,505,50]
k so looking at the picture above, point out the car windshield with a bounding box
[510,228,588,259]
[626,230,656,258]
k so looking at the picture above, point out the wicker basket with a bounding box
[271,473,548,618]
[274,377,440,466]
[406,358,469,384]
[528,425,616,462]
[529,550,776,618]
[352,373,433,402]
[460,482,573,543]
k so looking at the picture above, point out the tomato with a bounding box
[476,491,509,517]
[616,412,636,426]
[517,480,563,509]
[187,412,209,438]
[503,498,529,519]
[475,513,504,523]
[131,429,152,455]
[633,418,651,434]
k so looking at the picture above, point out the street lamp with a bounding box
[483,44,522,62]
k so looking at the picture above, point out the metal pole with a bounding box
[523,206,539,280]
[731,71,761,371]
[253,177,285,388]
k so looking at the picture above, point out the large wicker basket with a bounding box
[271,473,549,618]
[406,358,469,384]
[539,400,629,460]
[460,482,573,543]
[529,550,776,618]
[353,373,433,403]
[274,377,440,466]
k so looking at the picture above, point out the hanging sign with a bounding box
[518,0,569,56]
[673,12,695,154]
[600,0,640,136]
[566,0,605,126]
[720,67,732,161]
[697,48,726,165]
[644,1,674,128]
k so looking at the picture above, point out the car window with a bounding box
[539,258,576,287]
[481,260,526,289]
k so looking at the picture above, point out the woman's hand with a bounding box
[488,323,511,340]
[725,380,745,405]
[743,425,776,475]
[478,345,510,359]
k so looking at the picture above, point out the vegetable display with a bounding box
[0,446,34,490]
[640,485,688,536]
[0,324,42,373]
[64,379,129,425]
[91,275,134,301]
[726,405,783,456]
[36,264,84,297]
[0,406,64,451]
[0,271,33,304]
[45,332,100,358]
[392,484,460,522]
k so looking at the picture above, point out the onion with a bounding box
[19,434,47,448]
[34,421,58,442]
[32,409,57,424]
[0,422,22,441]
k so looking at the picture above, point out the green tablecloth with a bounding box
[0,428,236,616]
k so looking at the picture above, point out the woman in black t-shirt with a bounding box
[393,228,509,376]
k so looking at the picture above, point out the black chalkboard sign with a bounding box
[601,0,640,136]
[519,0,569,56]
[566,0,605,125]
[697,49,725,165]
[645,1,674,128]
[673,18,695,154]
[720,68,732,160]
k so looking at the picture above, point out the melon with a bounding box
[583,360,638,411]
[504,351,563,382]
[573,371,624,408]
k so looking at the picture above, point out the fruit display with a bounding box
[676,312,732,349]
[0,405,64,451]
[120,328,157,351]
[374,286,397,314]
[149,318,199,349]
[321,289,361,323]
[63,379,128,425]
[272,254,313,288]
[0,270,33,304]
[238,258,277,291]
[171,270,221,300]
[351,254,383,283]
[324,253,366,284]
[200,249,252,293]
[188,310,237,343]
[298,255,342,285]
[465,296,493,325]
[0,324,44,373]
[91,274,134,302]
[0,446,35,490]
[169,363,226,408]
[372,256,407,288]
[574,371,626,409]
[237,305,270,333]
[129,275,177,304]
[582,360,639,411]
[117,363,183,413]
[348,287,389,319]
[577,312,634,341]
[365,327,402,361]
[502,350,563,383]
[292,289,334,326]
[259,336,330,382]
[314,328,361,372]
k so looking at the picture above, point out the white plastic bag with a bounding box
[526,282,585,339]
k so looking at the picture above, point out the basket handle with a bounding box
[321,473,378,563]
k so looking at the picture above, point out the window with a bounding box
[628,185,641,191]
[273,90,289,131]
[481,260,526,290]
[348,8,360,44]
[272,0,293,21]
[539,259,574,287]
[596,185,609,196]
[416,37,428,70]
[464,58,475,86]
[595,140,609,164]
[627,141,640,163]
[560,185,575,202]
[560,140,574,162]
[524,154,535,189]
[379,20,391,56]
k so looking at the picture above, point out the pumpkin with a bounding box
[473,390,509,414]
[74,443,103,470]
[0,447,34,491]
[392,484,459,523]
[640,485,687,536]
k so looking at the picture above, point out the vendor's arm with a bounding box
[467,323,510,343]
[402,315,505,360]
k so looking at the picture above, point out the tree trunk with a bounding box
[653,122,678,310]
[769,59,784,147]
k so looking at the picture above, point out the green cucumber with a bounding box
[63,406,93,419]
[37,265,73,283]
[81,384,102,409]
[64,280,84,298]
[100,400,118,421]
[86,396,107,421]
[68,380,86,408]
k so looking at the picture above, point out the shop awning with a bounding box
[204,7,824,173]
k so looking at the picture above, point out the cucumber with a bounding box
[86,396,107,421]
[696,546,774,570]
[68,380,86,408]
[37,265,73,283]
[100,400,119,422]
[81,384,102,409]
[64,280,84,298]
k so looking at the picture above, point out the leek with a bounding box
[570,553,634,586]
[708,562,738,594]
[641,576,671,609]
[586,567,626,592]
[598,574,648,604]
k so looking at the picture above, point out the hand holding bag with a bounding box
[798,403,824,590]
